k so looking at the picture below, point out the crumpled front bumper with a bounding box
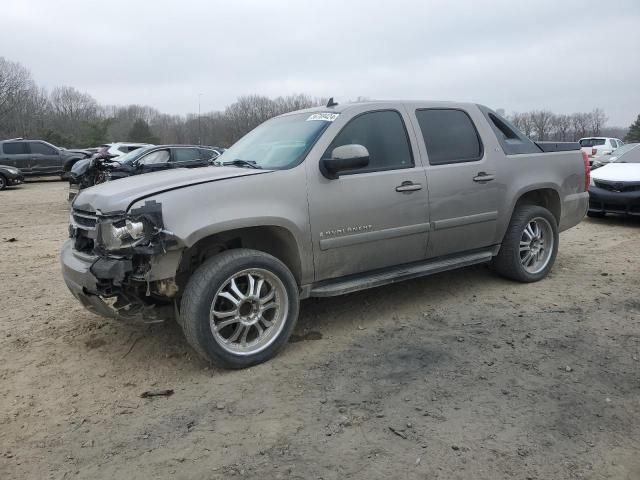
[60,239,118,318]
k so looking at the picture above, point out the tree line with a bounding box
[1,56,636,149]
[504,109,629,142]
[0,57,324,148]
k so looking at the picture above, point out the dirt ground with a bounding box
[1,180,639,480]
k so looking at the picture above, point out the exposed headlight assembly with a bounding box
[97,200,168,253]
[113,220,145,240]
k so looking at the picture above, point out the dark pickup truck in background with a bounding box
[0,138,89,177]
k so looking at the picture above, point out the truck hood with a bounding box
[72,166,270,213]
[591,163,640,182]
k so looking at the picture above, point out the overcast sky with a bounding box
[3,0,639,126]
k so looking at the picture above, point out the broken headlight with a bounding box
[97,200,166,252]
[99,217,153,251]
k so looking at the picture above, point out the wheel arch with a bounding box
[177,225,305,287]
[511,186,561,225]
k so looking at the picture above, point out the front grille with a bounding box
[594,181,640,193]
[72,209,98,229]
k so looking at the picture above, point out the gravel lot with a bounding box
[1,180,639,480]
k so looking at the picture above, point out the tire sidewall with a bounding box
[0,174,6,190]
[181,250,299,368]
[508,206,559,282]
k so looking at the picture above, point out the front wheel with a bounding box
[492,205,559,283]
[0,174,6,190]
[179,249,299,369]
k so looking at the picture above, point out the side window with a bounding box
[324,110,413,172]
[3,142,28,155]
[138,150,170,165]
[416,109,483,165]
[29,142,57,155]
[199,148,219,161]
[173,148,201,162]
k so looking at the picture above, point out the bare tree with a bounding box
[529,110,554,140]
[550,114,571,141]
[571,113,591,140]
[0,57,35,136]
[589,108,608,136]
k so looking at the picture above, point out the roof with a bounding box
[280,99,481,117]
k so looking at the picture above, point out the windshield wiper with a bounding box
[222,159,261,169]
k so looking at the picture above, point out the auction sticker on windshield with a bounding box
[306,113,339,122]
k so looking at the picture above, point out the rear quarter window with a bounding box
[2,142,28,155]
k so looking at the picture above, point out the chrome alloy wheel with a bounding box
[519,217,554,274]
[209,268,288,355]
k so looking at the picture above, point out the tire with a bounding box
[179,249,300,369]
[0,174,6,190]
[587,211,605,218]
[492,204,559,283]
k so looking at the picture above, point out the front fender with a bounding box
[129,167,314,284]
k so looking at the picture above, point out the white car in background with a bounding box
[579,137,624,163]
[101,142,153,158]
[588,143,640,217]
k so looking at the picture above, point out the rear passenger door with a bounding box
[1,141,31,172]
[171,147,206,168]
[410,108,501,258]
[29,141,62,175]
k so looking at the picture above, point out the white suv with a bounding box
[579,137,623,162]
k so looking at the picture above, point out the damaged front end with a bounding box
[63,200,181,322]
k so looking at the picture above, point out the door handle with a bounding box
[473,172,495,182]
[395,181,422,192]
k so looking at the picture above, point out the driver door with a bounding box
[306,109,430,282]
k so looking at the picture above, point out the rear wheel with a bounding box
[492,205,559,283]
[179,249,299,369]
[0,174,6,190]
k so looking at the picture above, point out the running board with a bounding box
[309,250,494,298]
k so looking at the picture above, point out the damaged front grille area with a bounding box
[70,208,98,254]
[72,209,98,229]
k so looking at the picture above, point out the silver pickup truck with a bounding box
[61,100,590,368]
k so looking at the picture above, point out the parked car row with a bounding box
[0,138,225,193]
[68,145,221,200]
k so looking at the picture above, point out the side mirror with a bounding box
[320,144,369,179]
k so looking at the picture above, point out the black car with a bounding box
[0,164,25,190]
[0,138,89,177]
[588,143,640,217]
[69,145,220,199]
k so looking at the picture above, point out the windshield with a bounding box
[615,143,640,163]
[579,138,606,147]
[217,113,334,169]
[116,146,154,164]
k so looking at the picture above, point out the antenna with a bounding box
[326,97,338,107]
